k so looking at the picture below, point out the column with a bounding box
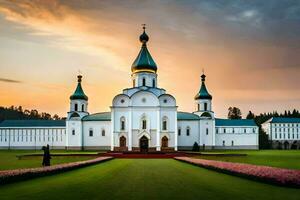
[174,111,178,151]
[156,109,161,151]
[110,108,114,151]
[128,109,132,151]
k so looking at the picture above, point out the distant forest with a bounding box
[0,106,64,122]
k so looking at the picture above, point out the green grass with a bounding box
[0,150,98,170]
[0,159,299,200]
[192,150,300,169]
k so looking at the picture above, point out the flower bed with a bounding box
[0,156,113,185]
[174,157,300,188]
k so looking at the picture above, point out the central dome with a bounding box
[131,28,157,73]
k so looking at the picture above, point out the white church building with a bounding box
[0,28,259,151]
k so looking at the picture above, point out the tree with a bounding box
[227,107,242,119]
[246,111,255,119]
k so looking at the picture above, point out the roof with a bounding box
[195,74,212,100]
[82,112,111,121]
[0,120,66,127]
[268,117,300,123]
[131,30,157,73]
[177,112,200,120]
[70,75,88,101]
[215,119,257,127]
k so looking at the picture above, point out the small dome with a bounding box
[195,74,212,100]
[139,31,149,43]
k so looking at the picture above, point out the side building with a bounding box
[262,117,300,149]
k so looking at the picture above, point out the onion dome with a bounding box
[131,26,157,73]
[194,73,212,100]
[70,75,88,101]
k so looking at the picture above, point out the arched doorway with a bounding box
[284,141,289,150]
[161,136,168,148]
[140,136,148,153]
[120,136,126,147]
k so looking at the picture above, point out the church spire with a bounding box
[70,75,88,101]
[194,73,212,100]
[131,25,157,73]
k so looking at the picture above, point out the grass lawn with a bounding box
[0,159,299,200]
[0,150,99,170]
[192,150,300,170]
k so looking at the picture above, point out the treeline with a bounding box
[0,106,64,122]
[227,107,300,149]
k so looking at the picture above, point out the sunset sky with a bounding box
[0,0,300,118]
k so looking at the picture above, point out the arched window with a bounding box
[89,129,93,137]
[74,103,78,111]
[142,119,147,129]
[197,104,200,111]
[142,77,146,86]
[231,140,234,146]
[152,79,155,87]
[81,104,84,112]
[223,140,225,146]
[178,127,181,136]
[120,117,125,131]
[101,129,105,136]
[162,117,168,131]
[204,102,207,111]
[186,127,190,136]
[72,129,75,135]
[206,128,209,135]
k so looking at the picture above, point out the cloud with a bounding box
[0,78,21,83]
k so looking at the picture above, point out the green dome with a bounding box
[70,75,88,101]
[131,29,157,73]
[195,74,212,100]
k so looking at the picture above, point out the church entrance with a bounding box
[161,136,168,148]
[140,136,149,153]
[120,136,126,147]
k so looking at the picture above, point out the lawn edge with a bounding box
[0,156,113,185]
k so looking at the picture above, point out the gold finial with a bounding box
[77,70,82,83]
[142,24,146,31]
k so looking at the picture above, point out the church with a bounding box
[0,28,259,151]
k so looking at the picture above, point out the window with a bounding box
[152,79,155,87]
[224,128,226,133]
[253,128,256,133]
[142,78,146,86]
[178,128,181,136]
[120,117,125,131]
[72,129,75,135]
[133,79,136,87]
[197,104,200,111]
[244,129,246,133]
[162,120,167,131]
[81,104,84,112]
[204,102,207,111]
[206,128,209,135]
[216,128,218,134]
[231,140,234,146]
[232,128,235,133]
[186,127,190,136]
[142,120,147,130]
[89,129,93,137]
[222,140,225,146]
[74,103,78,111]
[102,129,105,136]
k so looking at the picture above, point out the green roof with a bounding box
[70,75,88,101]
[215,119,257,127]
[177,112,200,120]
[82,112,111,121]
[131,30,157,73]
[0,120,66,127]
[269,117,300,123]
[195,74,212,100]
